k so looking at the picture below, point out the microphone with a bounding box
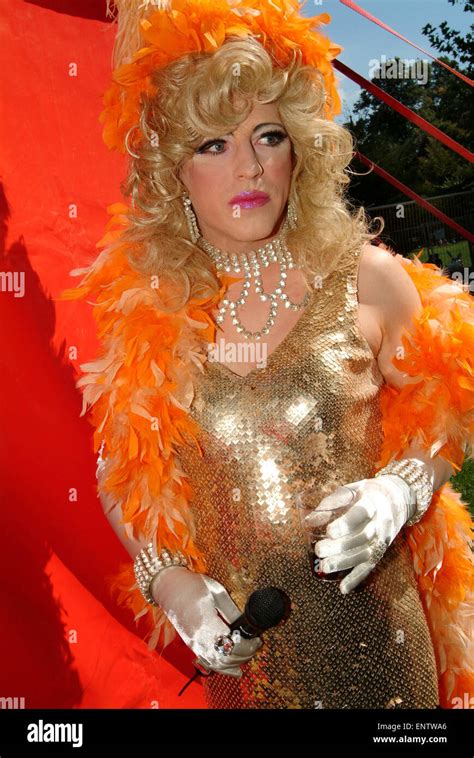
[228,586,292,639]
[178,586,291,696]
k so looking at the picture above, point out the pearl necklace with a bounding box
[197,233,311,340]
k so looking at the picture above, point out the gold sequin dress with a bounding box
[178,246,440,709]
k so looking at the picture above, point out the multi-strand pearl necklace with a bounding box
[197,234,311,340]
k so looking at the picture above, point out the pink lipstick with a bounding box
[229,191,270,209]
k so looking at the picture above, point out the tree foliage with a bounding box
[346,0,473,207]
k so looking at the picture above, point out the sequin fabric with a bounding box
[177,246,440,709]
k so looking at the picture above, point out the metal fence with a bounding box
[364,189,474,266]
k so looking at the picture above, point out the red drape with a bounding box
[0,0,206,708]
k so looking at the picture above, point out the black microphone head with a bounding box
[245,587,292,631]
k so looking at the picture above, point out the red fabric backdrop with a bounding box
[0,0,206,708]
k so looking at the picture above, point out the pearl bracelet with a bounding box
[133,543,190,606]
[374,458,433,526]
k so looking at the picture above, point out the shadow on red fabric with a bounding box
[0,0,207,709]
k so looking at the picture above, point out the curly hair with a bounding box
[115,35,383,312]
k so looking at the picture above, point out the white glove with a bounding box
[150,565,263,677]
[308,475,416,595]
[308,442,453,595]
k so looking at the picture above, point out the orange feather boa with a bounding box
[59,204,473,709]
[100,0,343,154]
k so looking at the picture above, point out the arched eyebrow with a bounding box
[225,122,286,136]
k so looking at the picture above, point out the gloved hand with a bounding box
[307,447,452,594]
[150,565,263,677]
[308,474,417,595]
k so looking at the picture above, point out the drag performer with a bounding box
[61,0,473,709]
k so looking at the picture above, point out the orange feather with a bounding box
[59,207,474,706]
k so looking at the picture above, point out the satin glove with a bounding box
[150,565,263,677]
[309,442,451,595]
[309,474,417,595]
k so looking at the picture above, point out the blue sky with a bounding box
[301,0,472,120]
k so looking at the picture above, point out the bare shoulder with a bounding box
[358,243,423,387]
[358,243,421,311]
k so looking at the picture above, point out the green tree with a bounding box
[346,1,473,206]
[422,0,473,67]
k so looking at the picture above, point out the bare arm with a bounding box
[366,245,455,489]
[96,448,147,561]
[95,444,262,672]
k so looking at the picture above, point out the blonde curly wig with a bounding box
[116,35,382,312]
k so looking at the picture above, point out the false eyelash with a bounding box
[197,130,288,155]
